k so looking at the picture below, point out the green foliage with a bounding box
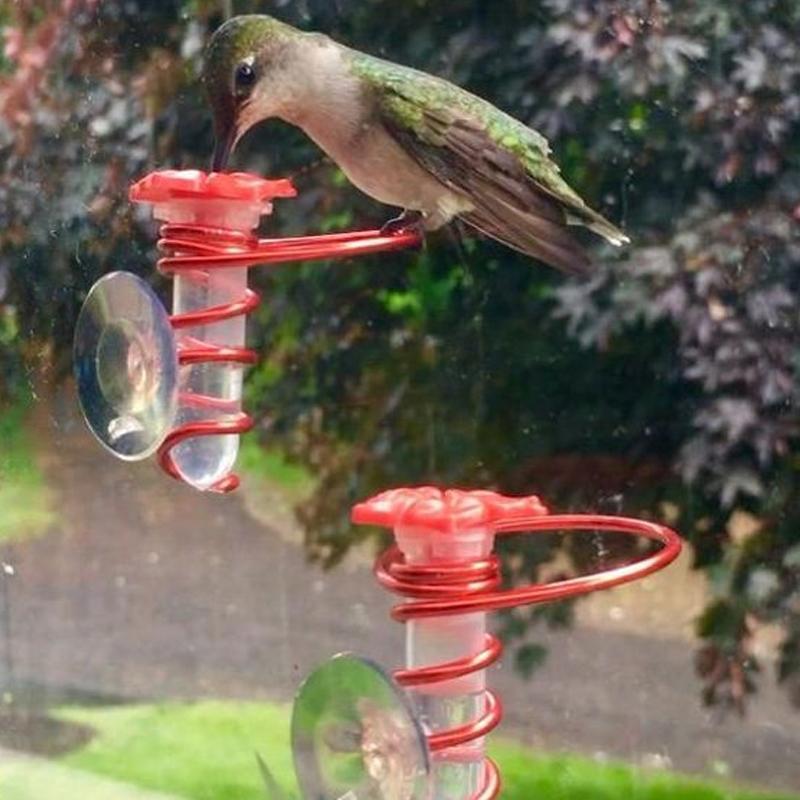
[514,642,549,679]
[0,304,23,402]
[238,436,314,497]
[54,701,798,800]
[0,394,55,543]
[1,0,798,710]
[378,252,465,322]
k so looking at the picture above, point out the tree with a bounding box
[1,0,798,713]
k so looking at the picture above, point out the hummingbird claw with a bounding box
[380,209,425,237]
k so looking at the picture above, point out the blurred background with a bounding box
[0,1,799,798]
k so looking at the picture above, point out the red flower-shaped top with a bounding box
[129,170,296,204]
[351,486,549,534]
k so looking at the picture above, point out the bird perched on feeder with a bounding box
[203,14,629,275]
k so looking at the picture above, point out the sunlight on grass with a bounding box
[56,701,799,800]
[0,754,178,800]
[59,702,296,800]
[0,396,55,544]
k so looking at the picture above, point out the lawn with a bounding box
[52,701,798,800]
[0,752,178,800]
[238,437,314,500]
[0,395,55,544]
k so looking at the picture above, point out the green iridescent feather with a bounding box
[347,49,627,246]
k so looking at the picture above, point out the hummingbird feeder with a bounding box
[74,170,419,492]
[73,170,682,800]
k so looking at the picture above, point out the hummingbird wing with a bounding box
[352,55,628,274]
[385,111,594,274]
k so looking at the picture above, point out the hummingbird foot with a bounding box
[380,209,425,237]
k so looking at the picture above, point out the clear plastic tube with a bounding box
[171,266,247,489]
[397,525,495,800]
[150,197,265,491]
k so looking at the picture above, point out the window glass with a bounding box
[0,3,798,800]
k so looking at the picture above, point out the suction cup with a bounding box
[74,271,178,461]
[291,653,429,800]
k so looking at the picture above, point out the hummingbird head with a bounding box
[203,15,299,171]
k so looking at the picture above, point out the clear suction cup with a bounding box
[74,271,178,461]
[291,653,430,800]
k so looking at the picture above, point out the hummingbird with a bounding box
[203,14,629,274]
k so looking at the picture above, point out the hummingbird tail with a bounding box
[567,209,630,247]
[461,202,592,276]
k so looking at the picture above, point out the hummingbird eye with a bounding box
[234,62,256,96]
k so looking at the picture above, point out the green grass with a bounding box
[53,701,798,800]
[496,741,796,800]
[238,437,314,499]
[0,395,55,543]
[59,702,294,800]
[0,754,178,800]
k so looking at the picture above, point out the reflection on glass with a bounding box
[0,3,799,800]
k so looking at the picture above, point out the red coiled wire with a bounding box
[374,514,682,800]
[151,222,420,492]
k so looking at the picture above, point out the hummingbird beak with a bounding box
[211,124,236,172]
[211,98,257,171]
